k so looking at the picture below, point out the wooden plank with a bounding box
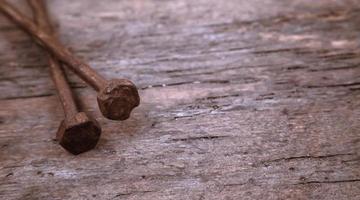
[0,0,359,199]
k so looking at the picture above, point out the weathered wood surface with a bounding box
[0,0,359,199]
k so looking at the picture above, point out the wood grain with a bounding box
[0,0,359,199]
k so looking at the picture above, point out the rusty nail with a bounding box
[28,0,101,155]
[0,0,140,120]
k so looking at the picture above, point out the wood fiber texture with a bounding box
[0,0,359,199]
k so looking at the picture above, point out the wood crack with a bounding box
[0,93,54,100]
[261,153,353,165]
[140,80,230,90]
[308,63,360,72]
[112,190,155,199]
[305,82,360,89]
[294,179,360,185]
[171,135,230,142]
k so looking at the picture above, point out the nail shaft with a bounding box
[27,0,101,155]
[1,0,140,120]
[0,0,106,91]
[28,0,78,119]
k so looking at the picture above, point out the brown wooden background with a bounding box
[0,0,359,199]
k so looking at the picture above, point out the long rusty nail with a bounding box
[28,0,101,155]
[0,0,140,120]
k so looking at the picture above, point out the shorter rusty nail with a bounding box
[0,0,140,120]
[56,112,101,155]
[28,0,101,155]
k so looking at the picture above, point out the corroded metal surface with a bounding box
[0,0,359,199]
